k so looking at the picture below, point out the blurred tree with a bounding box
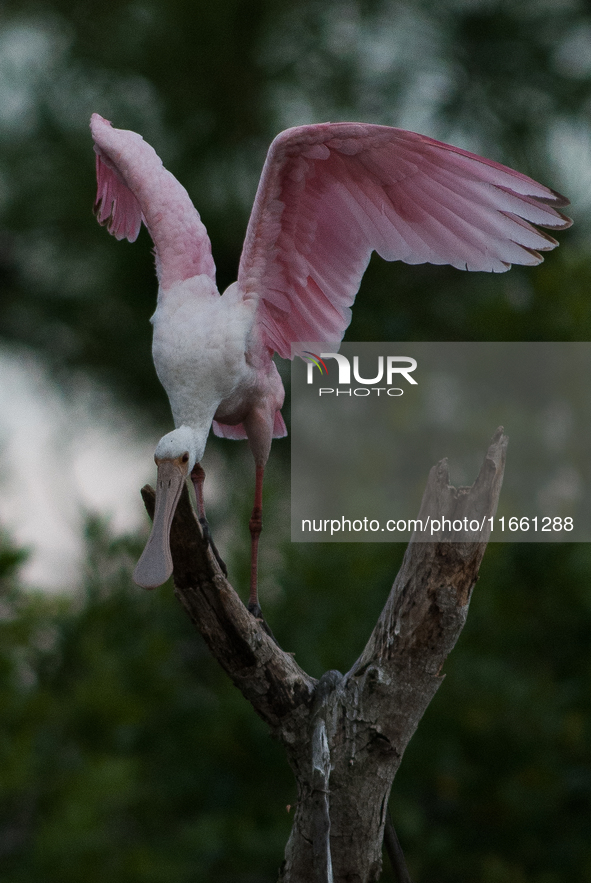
[0,523,294,883]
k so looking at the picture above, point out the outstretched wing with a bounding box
[238,123,572,358]
[91,114,216,289]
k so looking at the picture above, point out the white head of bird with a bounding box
[90,112,571,612]
[154,425,201,472]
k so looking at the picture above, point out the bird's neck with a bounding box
[150,276,256,442]
[154,274,220,311]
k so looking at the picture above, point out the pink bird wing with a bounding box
[238,123,572,358]
[212,420,248,440]
[213,411,287,441]
[90,114,215,289]
[94,151,143,242]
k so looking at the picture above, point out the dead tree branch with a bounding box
[140,427,508,883]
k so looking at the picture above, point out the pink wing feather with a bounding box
[238,123,572,358]
[213,411,287,440]
[94,151,143,242]
[91,114,215,289]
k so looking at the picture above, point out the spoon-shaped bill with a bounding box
[133,460,187,589]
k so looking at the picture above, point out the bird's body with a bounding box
[90,113,571,605]
[152,278,264,450]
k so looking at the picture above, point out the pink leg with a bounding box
[190,462,227,576]
[248,464,264,615]
[191,462,207,522]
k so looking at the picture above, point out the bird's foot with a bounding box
[248,600,279,646]
[199,516,228,576]
[247,600,263,619]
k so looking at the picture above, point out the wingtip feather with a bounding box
[92,134,143,243]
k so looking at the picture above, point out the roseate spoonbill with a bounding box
[90,113,571,614]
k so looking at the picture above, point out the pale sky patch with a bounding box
[0,345,155,591]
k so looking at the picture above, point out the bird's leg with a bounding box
[247,464,278,645]
[190,462,227,576]
[248,464,264,618]
[191,462,207,522]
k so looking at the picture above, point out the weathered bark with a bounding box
[140,427,508,883]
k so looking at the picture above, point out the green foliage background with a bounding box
[1,1,590,880]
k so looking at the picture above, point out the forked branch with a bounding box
[140,427,508,882]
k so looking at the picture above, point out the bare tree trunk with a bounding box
[140,428,508,883]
